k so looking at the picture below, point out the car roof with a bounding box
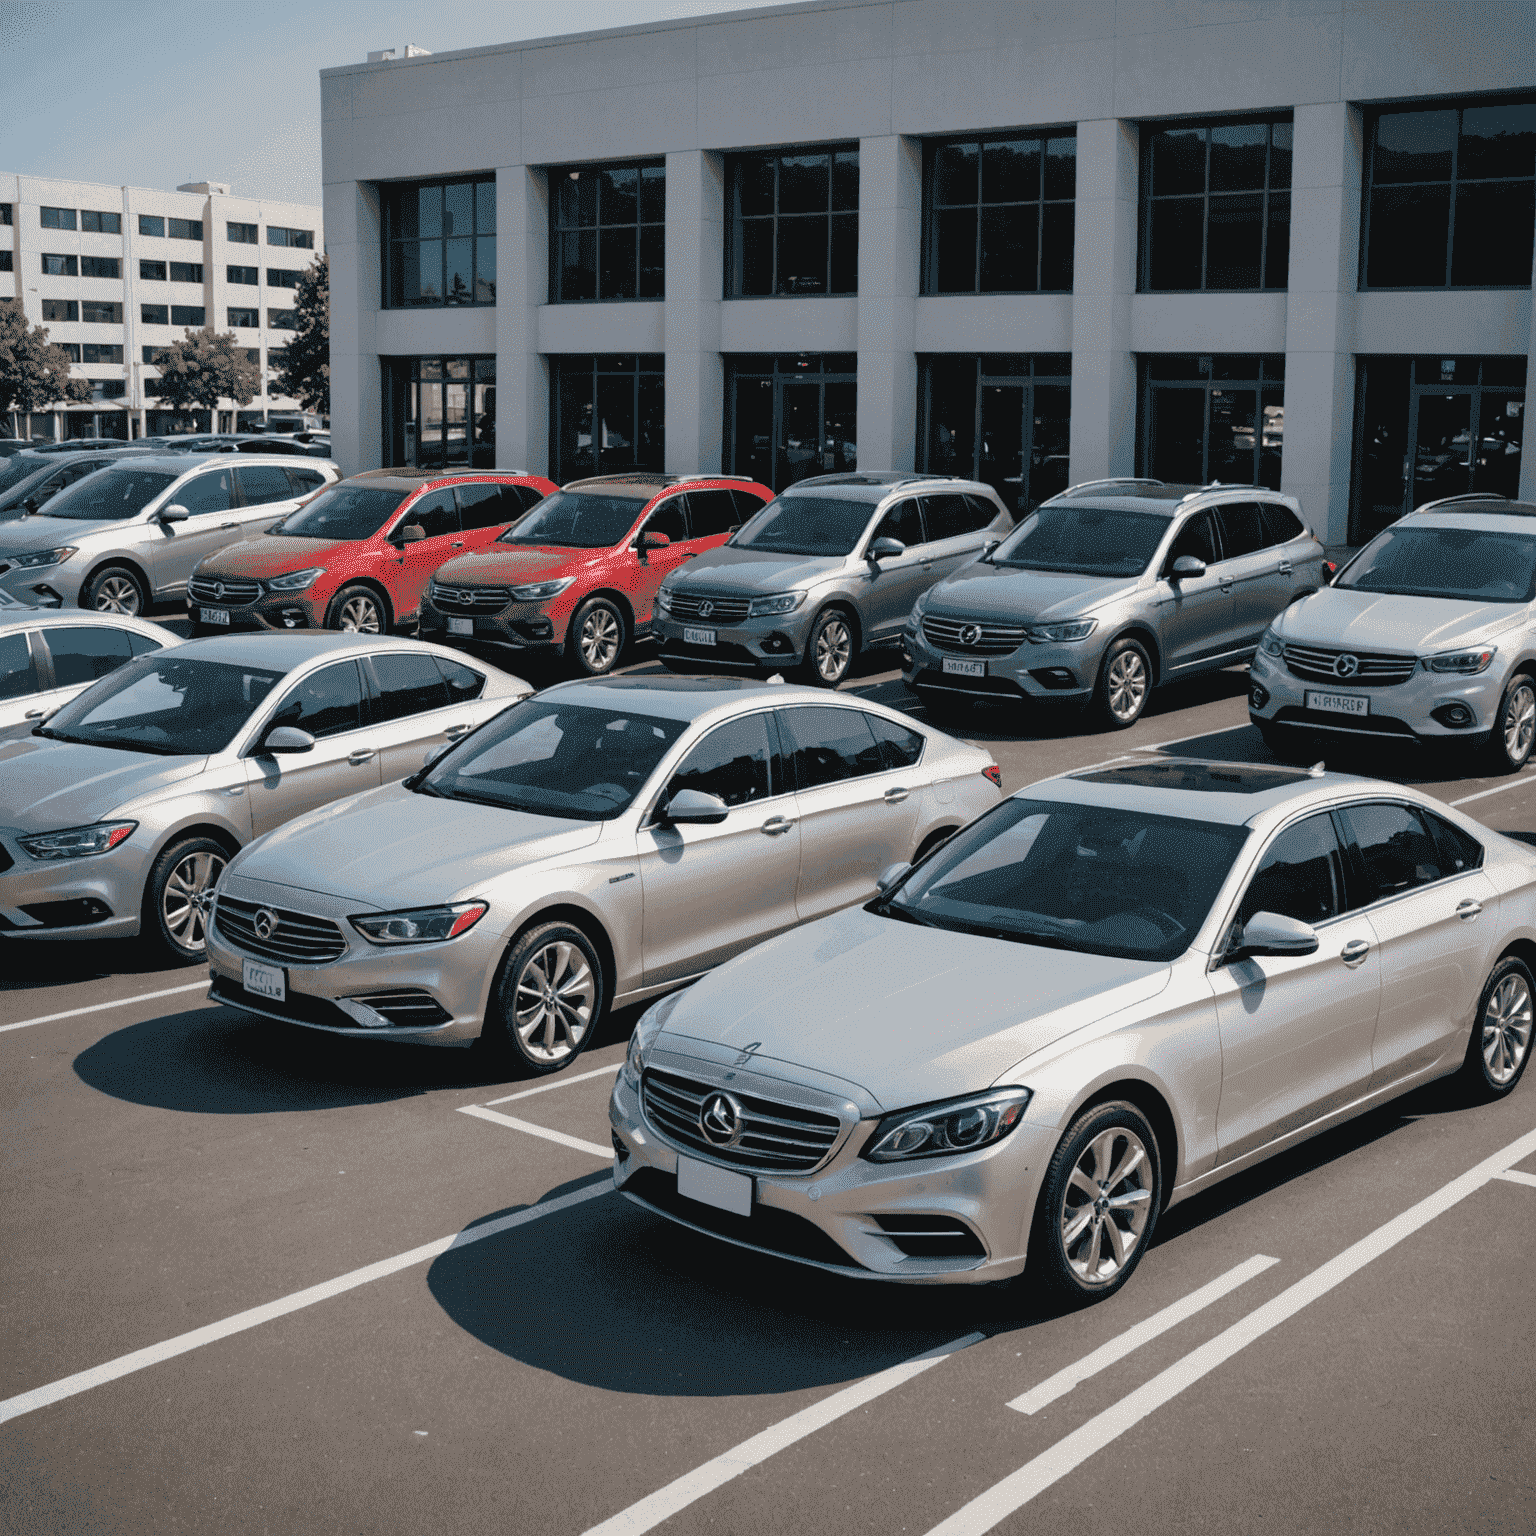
[538,673,842,721]
[560,473,767,501]
[170,631,454,668]
[1405,497,1536,527]
[349,468,545,488]
[777,472,989,503]
[91,453,318,474]
[0,608,171,637]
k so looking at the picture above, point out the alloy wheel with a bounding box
[513,941,595,1066]
[338,594,382,633]
[1107,650,1148,722]
[1483,971,1533,1085]
[94,576,142,615]
[579,607,621,672]
[1504,682,1535,764]
[1058,1126,1155,1286]
[162,850,225,953]
[815,618,852,683]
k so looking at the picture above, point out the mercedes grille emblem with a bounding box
[960,623,983,647]
[699,600,714,619]
[253,908,280,942]
[1334,653,1360,678]
[699,1090,745,1148]
[214,582,225,600]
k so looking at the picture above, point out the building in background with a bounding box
[0,174,323,439]
[322,0,1535,545]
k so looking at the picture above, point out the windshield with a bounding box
[39,655,284,756]
[0,456,49,501]
[417,697,685,820]
[730,495,873,557]
[35,468,177,522]
[992,504,1170,577]
[876,797,1250,962]
[1335,524,1536,604]
[273,485,406,540]
[497,491,644,549]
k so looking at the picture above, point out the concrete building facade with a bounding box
[321,0,1536,545]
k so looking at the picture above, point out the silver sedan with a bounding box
[611,759,1534,1300]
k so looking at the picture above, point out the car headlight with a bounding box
[861,1087,1031,1162]
[1423,647,1497,674]
[12,546,78,569]
[349,900,488,945]
[263,567,326,592]
[509,577,575,602]
[1023,619,1096,643]
[748,591,808,617]
[18,821,137,860]
[1260,628,1285,657]
[623,987,687,1086]
[654,587,675,614]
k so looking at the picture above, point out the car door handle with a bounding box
[1219,578,1234,592]
[681,551,698,559]
[1341,937,1371,967]
[1456,898,1483,920]
[761,815,796,836]
[220,522,238,530]
[1277,560,1292,575]
[883,786,909,804]
[348,748,376,766]
[451,541,464,549]
[443,723,471,738]
[24,708,44,719]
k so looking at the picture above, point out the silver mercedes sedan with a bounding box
[611,758,1534,1301]
[204,677,1002,1072]
[0,633,526,959]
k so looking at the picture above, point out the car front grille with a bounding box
[666,591,752,624]
[641,1068,844,1174]
[1283,644,1417,687]
[213,895,348,964]
[188,574,261,605]
[431,584,512,614]
[922,615,1029,656]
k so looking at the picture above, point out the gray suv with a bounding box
[904,479,1326,728]
[654,473,1011,686]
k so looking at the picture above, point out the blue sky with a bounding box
[0,0,752,208]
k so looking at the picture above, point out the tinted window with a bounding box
[1336,526,1536,604]
[1167,511,1219,567]
[1340,803,1443,902]
[38,469,177,521]
[127,631,163,657]
[42,627,134,689]
[236,465,295,507]
[1238,813,1341,929]
[731,488,770,523]
[780,707,885,790]
[177,469,236,515]
[732,495,874,557]
[286,467,327,495]
[1215,502,1268,559]
[872,498,923,547]
[1260,502,1303,544]
[867,713,924,770]
[278,486,406,541]
[965,493,1005,530]
[685,489,740,539]
[921,492,979,541]
[996,503,1172,577]
[456,482,521,531]
[436,657,487,702]
[512,483,548,514]
[0,633,37,701]
[644,495,687,543]
[267,661,364,740]
[401,489,459,541]
[664,713,775,809]
[369,653,449,723]
[1424,811,1484,876]
[499,491,643,549]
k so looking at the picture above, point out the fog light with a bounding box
[762,632,793,653]
[335,998,392,1029]
[1029,667,1078,690]
[611,1132,629,1162]
[1250,683,1270,710]
[30,586,63,607]
[1431,702,1475,729]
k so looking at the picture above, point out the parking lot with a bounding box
[4,625,1535,1536]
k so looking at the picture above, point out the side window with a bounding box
[920,493,977,541]
[176,468,235,515]
[779,706,885,790]
[235,464,296,507]
[368,653,450,723]
[267,660,364,739]
[0,633,38,700]
[663,713,775,809]
[1166,510,1219,568]
[285,467,326,495]
[514,483,549,514]
[872,497,923,548]
[1424,811,1484,876]
[644,495,687,543]
[731,488,770,523]
[684,489,739,540]
[128,631,164,657]
[1215,502,1269,559]
[1237,813,1342,930]
[436,657,487,702]
[41,626,134,688]
[866,712,924,771]
[58,460,105,489]
[1338,802,1444,903]
[456,482,520,531]
[400,488,459,540]
[964,492,1004,531]
[1260,502,1304,545]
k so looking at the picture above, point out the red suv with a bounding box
[185,469,558,634]
[418,474,773,675]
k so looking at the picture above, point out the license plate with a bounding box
[683,627,717,647]
[677,1155,752,1217]
[242,958,286,1002]
[447,617,474,637]
[943,657,986,678]
[200,607,231,626]
[1306,690,1369,717]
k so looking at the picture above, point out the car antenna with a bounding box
[1308,761,1326,777]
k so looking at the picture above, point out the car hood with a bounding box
[658,905,1170,1109]
[665,546,843,596]
[200,535,358,578]
[1274,587,1528,653]
[0,512,129,554]
[431,546,590,586]
[0,735,207,831]
[925,560,1139,622]
[228,781,604,905]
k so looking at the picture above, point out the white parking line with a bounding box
[1451,770,1536,807]
[457,1103,612,1158]
[583,1331,986,1536]
[482,1062,621,1107]
[0,1181,610,1426]
[925,1124,1536,1536]
[1494,1167,1536,1188]
[1006,1253,1278,1415]
[0,980,210,1036]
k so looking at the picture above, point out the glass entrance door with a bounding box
[726,355,858,491]
[1410,390,1473,506]
[979,384,1024,511]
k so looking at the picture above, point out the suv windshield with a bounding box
[874,797,1250,962]
[1336,524,1536,604]
[34,468,178,522]
[498,492,644,549]
[730,495,874,557]
[38,655,285,756]
[273,485,405,540]
[416,697,685,820]
[993,503,1170,577]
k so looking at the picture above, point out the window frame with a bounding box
[227,221,258,245]
[547,158,665,303]
[725,143,860,299]
[380,176,496,309]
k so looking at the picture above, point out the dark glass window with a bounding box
[171,306,206,327]
[235,465,294,506]
[382,178,495,307]
[551,161,664,302]
[0,250,10,273]
[455,481,524,530]
[873,497,923,546]
[141,305,169,326]
[1215,501,1266,557]
[384,355,496,468]
[1339,802,1445,903]
[549,354,663,483]
[284,467,326,496]
[41,206,77,230]
[227,265,258,285]
[95,381,126,400]
[267,268,302,289]
[228,307,259,328]
[867,713,924,771]
[1261,503,1304,544]
[725,353,857,491]
[41,626,133,688]
[1142,118,1292,291]
[80,302,121,323]
[55,344,81,363]
[368,653,450,723]
[80,209,120,234]
[780,706,885,790]
[1237,813,1342,929]
[1140,354,1285,490]
[0,633,38,701]
[168,218,203,241]
[1364,99,1535,288]
[1424,811,1483,875]
[267,226,315,249]
[42,300,78,322]
[685,488,743,539]
[664,713,776,808]
[140,260,167,280]
[437,657,486,702]
[178,468,235,514]
[0,204,13,226]
[728,146,858,296]
[1168,510,1219,566]
[80,256,120,279]
[41,254,77,277]
[926,132,1075,293]
[138,215,165,237]
[643,495,687,543]
[227,221,258,244]
[921,491,990,541]
[168,261,202,283]
[267,309,296,330]
[400,488,459,540]
[268,660,364,739]
[81,344,122,364]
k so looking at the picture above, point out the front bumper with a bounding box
[653,609,812,673]
[419,594,562,655]
[0,825,152,939]
[902,622,1101,705]
[0,558,87,609]
[186,587,324,631]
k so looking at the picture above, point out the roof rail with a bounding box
[663,473,761,485]
[1411,492,1510,514]
[1047,478,1165,501]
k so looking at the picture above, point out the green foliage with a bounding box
[0,302,93,422]
[153,327,262,421]
[272,253,329,415]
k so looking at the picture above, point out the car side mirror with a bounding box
[262,725,316,754]
[661,788,729,825]
[158,504,190,525]
[1228,910,1319,962]
[394,523,426,544]
[1170,555,1206,579]
[876,861,911,895]
[637,529,671,563]
[981,538,1000,556]
[868,537,905,561]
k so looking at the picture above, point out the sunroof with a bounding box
[1075,761,1314,793]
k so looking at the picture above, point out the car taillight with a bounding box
[983,765,1002,788]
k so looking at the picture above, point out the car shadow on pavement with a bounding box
[0,939,195,994]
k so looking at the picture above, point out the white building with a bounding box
[0,174,323,440]
[321,0,1535,546]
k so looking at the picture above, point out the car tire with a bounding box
[1093,637,1152,730]
[84,565,147,617]
[325,585,388,634]
[1029,1100,1161,1306]
[481,921,606,1078]
[567,597,626,677]
[142,835,228,964]
[1457,955,1534,1101]
[802,609,856,687]
[1484,674,1536,775]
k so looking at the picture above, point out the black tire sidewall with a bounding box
[326,585,387,633]
[486,921,606,1077]
[1461,955,1535,1099]
[88,565,146,616]
[143,835,227,963]
[1095,638,1151,730]
[568,598,625,676]
[803,609,854,687]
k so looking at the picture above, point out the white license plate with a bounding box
[1306,690,1369,717]
[683,627,717,647]
[242,958,286,1002]
[677,1155,752,1217]
[200,607,231,626]
[943,657,986,678]
[447,617,474,637]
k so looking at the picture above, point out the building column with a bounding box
[1069,118,1138,486]
[325,181,381,474]
[1283,103,1363,547]
[1521,238,1536,505]
[856,135,920,472]
[496,166,549,475]
[664,150,724,473]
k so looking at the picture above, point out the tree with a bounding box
[0,302,93,428]
[153,327,260,427]
[272,252,329,415]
